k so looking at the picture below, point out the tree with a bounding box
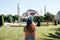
[37,19,41,26]
[7,14,13,23]
[22,18,27,22]
[33,16,41,26]
[44,12,55,24]
[12,15,19,23]
[54,20,57,25]
[33,16,38,22]
[0,15,4,27]
[0,14,19,23]
[33,16,44,26]
[39,16,44,22]
[33,16,43,22]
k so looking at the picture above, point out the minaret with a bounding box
[40,9,42,16]
[44,5,46,14]
[17,3,20,22]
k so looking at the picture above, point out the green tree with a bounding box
[33,16,43,22]
[37,19,41,26]
[0,15,4,27]
[7,14,13,23]
[44,12,55,24]
[22,18,26,22]
[12,15,19,23]
[33,16,41,26]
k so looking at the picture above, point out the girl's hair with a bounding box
[26,23,35,34]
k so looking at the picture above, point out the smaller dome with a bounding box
[57,11,60,15]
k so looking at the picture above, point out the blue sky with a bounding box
[0,0,60,15]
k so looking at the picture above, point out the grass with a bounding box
[0,25,60,40]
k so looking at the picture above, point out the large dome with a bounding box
[55,11,60,21]
[57,11,60,15]
[22,9,39,18]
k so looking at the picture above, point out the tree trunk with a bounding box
[46,20,48,25]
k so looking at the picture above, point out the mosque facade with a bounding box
[20,9,39,22]
[21,9,39,18]
[55,11,60,24]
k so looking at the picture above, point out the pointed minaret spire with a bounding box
[44,5,46,14]
[40,9,42,16]
[17,2,20,22]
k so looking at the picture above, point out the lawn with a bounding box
[0,25,60,40]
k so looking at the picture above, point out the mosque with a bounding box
[55,11,60,24]
[20,9,39,22]
[17,3,46,22]
[21,9,39,18]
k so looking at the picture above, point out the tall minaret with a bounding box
[17,3,20,22]
[40,9,42,16]
[44,5,46,14]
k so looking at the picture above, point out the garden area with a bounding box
[0,25,60,40]
[0,10,60,40]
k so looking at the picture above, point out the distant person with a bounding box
[24,17,36,40]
